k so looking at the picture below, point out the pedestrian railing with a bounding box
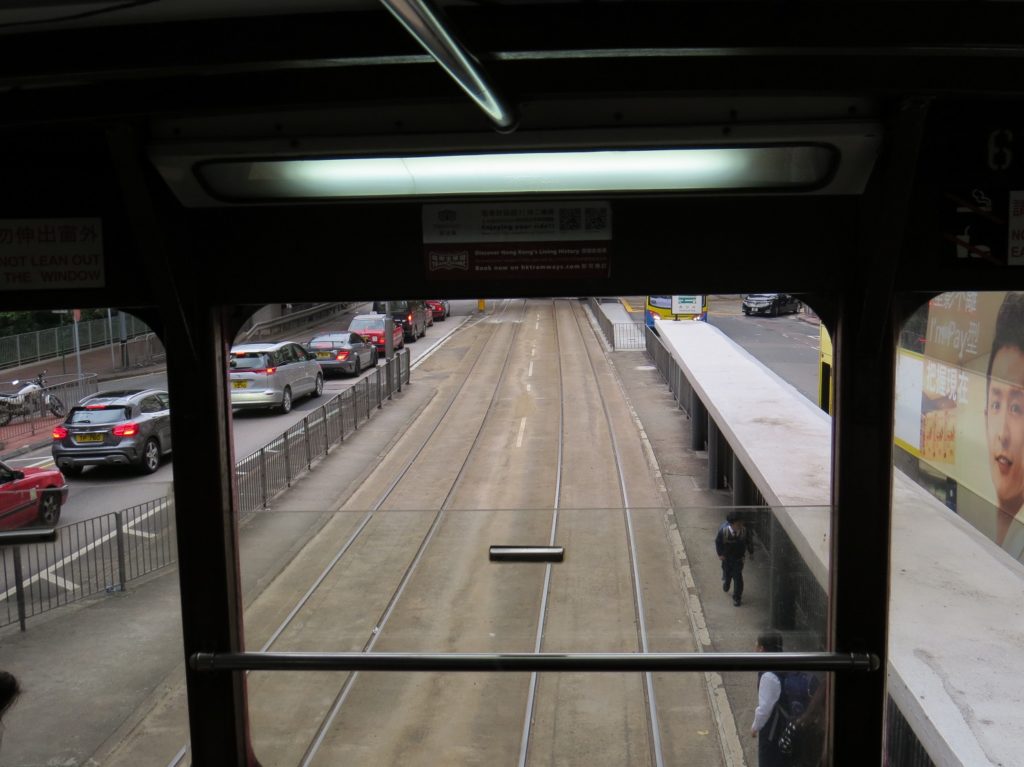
[0,313,152,371]
[236,349,410,512]
[586,297,645,350]
[0,494,176,631]
[0,349,411,630]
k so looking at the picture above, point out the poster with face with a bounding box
[896,292,1024,554]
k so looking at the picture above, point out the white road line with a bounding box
[41,572,79,591]
[0,500,170,603]
[527,361,533,377]
[515,417,527,447]
[526,384,531,392]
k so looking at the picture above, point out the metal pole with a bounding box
[13,548,27,632]
[115,511,127,591]
[108,308,116,369]
[72,314,82,380]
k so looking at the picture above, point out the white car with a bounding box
[228,341,324,413]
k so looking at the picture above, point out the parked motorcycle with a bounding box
[0,371,66,426]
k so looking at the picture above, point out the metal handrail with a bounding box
[192,650,879,673]
[238,302,352,342]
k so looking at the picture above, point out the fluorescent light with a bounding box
[197,146,835,200]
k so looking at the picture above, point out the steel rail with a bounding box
[517,299,565,767]
[166,304,507,767]
[301,299,528,766]
[567,298,665,767]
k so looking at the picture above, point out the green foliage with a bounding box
[0,309,110,338]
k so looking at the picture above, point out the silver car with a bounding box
[229,341,324,413]
[305,332,378,377]
[51,389,172,475]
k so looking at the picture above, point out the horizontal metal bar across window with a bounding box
[0,528,57,546]
[192,651,878,674]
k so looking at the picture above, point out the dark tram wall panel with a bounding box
[191,195,859,305]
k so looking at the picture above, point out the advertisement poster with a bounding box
[895,291,1024,556]
[422,202,611,280]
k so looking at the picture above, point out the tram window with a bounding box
[888,290,1024,767]
[0,308,182,767]
[223,296,833,766]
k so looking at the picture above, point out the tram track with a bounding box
[167,297,717,767]
[298,298,528,765]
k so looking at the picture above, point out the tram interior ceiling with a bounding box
[0,0,1023,765]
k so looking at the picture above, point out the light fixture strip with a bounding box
[198,146,835,200]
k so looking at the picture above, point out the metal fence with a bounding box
[0,495,176,630]
[236,349,411,512]
[586,297,646,350]
[0,313,152,371]
[0,373,100,445]
[0,348,411,630]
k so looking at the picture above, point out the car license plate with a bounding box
[316,351,332,359]
[74,433,104,443]
[232,380,248,389]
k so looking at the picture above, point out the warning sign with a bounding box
[423,202,611,280]
[0,218,104,290]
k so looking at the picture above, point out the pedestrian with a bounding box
[751,632,824,767]
[0,671,20,754]
[715,510,753,606]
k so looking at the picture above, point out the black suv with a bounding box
[741,293,802,317]
[372,300,427,341]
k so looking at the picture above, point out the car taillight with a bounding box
[407,313,413,323]
[336,350,350,361]
[112,423,139,437]
[52,426,68,439]
[240,367,276,375]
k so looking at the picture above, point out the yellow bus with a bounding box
[644,295,708,328]
[819,324,833,414]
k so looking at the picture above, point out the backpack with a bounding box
[777,671,818,720]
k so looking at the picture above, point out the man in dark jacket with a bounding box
[715,511,754,606]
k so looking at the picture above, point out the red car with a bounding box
[0,459,68,529]
[348,314,405,356]
[426,299,449,321]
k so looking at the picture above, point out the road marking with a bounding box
[515,417,527,447]
[41,572,79,591]
[527,361,533,377]
[526,384,531,392]
[621,298,637,313]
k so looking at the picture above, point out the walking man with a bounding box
[715,511,754,606]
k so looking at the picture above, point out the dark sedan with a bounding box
[306,332,378,376]
[51,389,172,475]
[742,293,802,317]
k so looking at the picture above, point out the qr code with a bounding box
[585,206,608,231]
[559,207,582,231]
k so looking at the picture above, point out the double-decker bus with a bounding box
[644,295,708,327]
